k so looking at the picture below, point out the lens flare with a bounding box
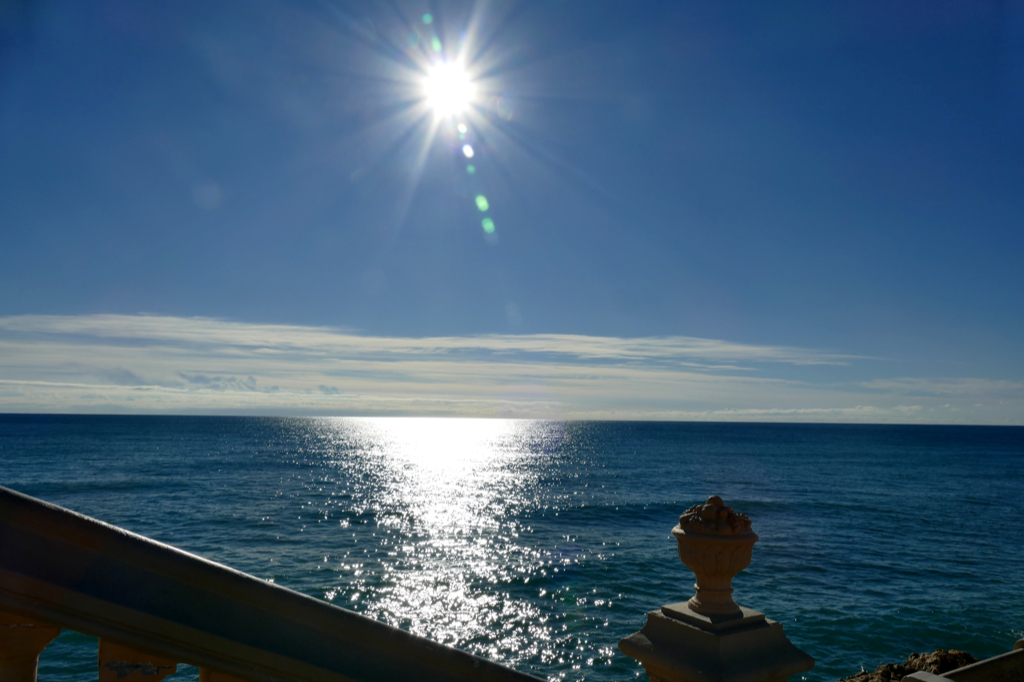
[423,62,474,117]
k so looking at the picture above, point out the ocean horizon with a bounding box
[2,414,1022,681]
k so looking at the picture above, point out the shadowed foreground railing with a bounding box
[0,485,545,682]
[903,644,1024,682]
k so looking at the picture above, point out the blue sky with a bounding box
[1,1,1023,422]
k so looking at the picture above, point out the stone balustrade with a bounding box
[0,485,543,682]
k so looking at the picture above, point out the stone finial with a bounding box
[673,496,758,616]
[677,496,753,536]
[619,497,814,682]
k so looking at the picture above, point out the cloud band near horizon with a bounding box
[0,314,1020,424]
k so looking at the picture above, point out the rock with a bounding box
[905,650,978,674]
[836,649,978,682]
[706,495,724,507]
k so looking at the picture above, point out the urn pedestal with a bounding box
[619,497,814,682]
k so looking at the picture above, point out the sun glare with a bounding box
[423,62,474,117]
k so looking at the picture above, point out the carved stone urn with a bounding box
[620,495,814,682]
[672,495,759,615]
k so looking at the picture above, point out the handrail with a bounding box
[902,646,1024,682]
[919,644,1024,682]
[0,485,545,682]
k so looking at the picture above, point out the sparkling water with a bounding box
[2,415,1022,681]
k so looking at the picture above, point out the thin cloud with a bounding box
[859,377,1024,396]
[0,314,1020,424]
[0,314,860,366]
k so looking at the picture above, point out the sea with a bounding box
[2,415,1022,682]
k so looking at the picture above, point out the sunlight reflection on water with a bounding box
[316,418,579,665]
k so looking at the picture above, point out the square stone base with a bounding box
[661,602,767,633]
[619,604,814,682]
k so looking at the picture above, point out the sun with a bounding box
[423,61,475,117]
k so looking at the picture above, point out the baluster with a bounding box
[98,640,177,681]
[199,669,249,682]
[0,611,61,682]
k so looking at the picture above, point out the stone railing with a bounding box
[903,643,1024,682]
[0,485,544,682]
[2,486,1019,682]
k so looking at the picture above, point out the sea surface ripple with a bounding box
[2,415,1022,681]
